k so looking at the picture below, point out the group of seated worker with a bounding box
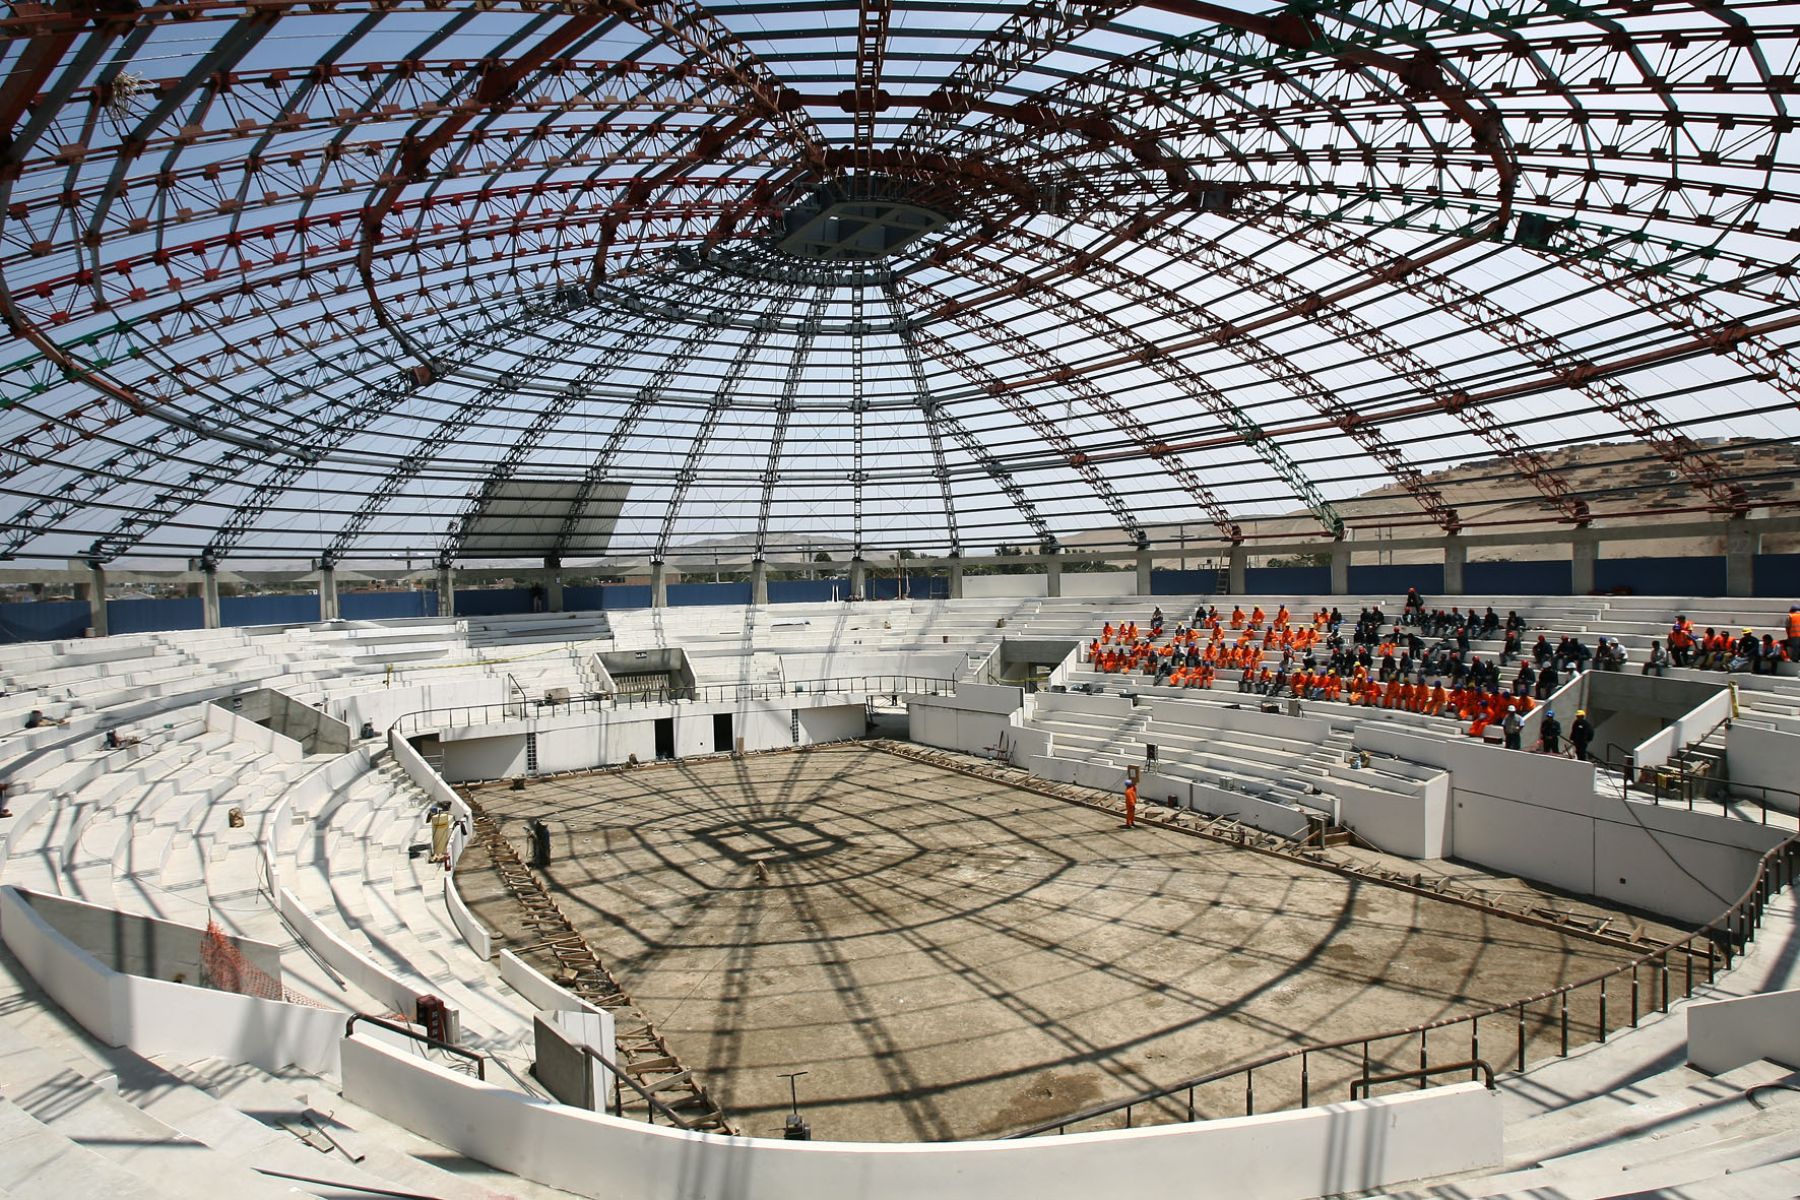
[1088,603,1335,690]
[1088,596,1537,737]
[1665,614,1793,675]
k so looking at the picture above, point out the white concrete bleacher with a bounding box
[0,593,1793,1200]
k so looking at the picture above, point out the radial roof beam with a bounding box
[548,285,798,563]
[900,279,1240,546]
[1139,221,1591,526]
[653,293,801,562]
[966,231,1452,534]
[883,282,1010,554]
[972,228,1363,536]
[1251,205,1752,516]
[897,315,1150,550]
[754,291,831,560]
[79,286,600,564]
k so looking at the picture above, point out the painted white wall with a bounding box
[964,575,1050,598]
[1725,723,1800,811]
[442,733,529,781]
[204,701,303,762]
[341,678,511,735]
[1358,725,1782,923]
[276,885,421,1016]
[1061,573,1136,598]
[1688,987,1800,1074]
[1631,688,1733,772]
[445,874,493,961]
[907,684,1025,758]
[340,1035,1502,1200]
[0,886,343,1075]
[1332,772,1451,860]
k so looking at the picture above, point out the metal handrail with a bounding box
[387,675,955,738]
[1349,1059,1495,1100]
[1003,833,1797,1138]
[345,1013,486,1081]
[577,1044,694,1129]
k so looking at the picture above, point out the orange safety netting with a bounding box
[198,920,324,1008]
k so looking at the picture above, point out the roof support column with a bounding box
[750,559,769,607]
[1725,519,1759,599]
[849,558,867,602]
[1228,545,1247,596]
[437,564,456,619]
[318,563,340,621]
[650,561,668,609]
[1571,535,1599,597]
[1045,553,1062,599]
[1330,543,1350,597]
[1444,539,1466,598]
[86,563,108,638]
[1135,549,1153,597]
[949,559,964,600]
[201,566,221,630]
[544,560,564,613]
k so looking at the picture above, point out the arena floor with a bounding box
[456,744,1659,1143]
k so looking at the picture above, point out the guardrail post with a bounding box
[1418,1030,1428,1089]
[1516,1002,1526,1071]
[1599,978,1608,1042]
[1560,991,1569,1056]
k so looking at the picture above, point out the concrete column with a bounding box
[87,563,108,637]
[201,566,221,629]
[1329,542,1350,596]
[1571,534,1598,596]
[1227,544,1247,595]
[750,558,769,606]
[949,559,964,599]
[1135,549,1153,596]
[544,560,564,613]
[848,557,867,601]
[1443,539,1466,596]
[650,561,668,608]
[1725,518,1759,598]
[318,564,339,621]
[436,564,456,617]
[1045,554,1062,598]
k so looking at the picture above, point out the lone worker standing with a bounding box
[1569,709,1596,762]
[1539,708,1562,755]
[1123,778,1138,830]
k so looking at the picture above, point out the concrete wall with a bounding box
[0,887,343,1075]
[338,677,511,737]
[441,732,529,781]
[268,689,353,754]
[205,695,304,763]
[1687,987,1800,1074]
[431,698,869,782]
[908,683,1025,758]
[18,887,283,983]
[963,575,1049,598]
[1631,687,1733,773]
[1061,573,1136,598]
[1359,728,1786,924]
[1331,773,1452,860]
[1724,723,1800,811]
[340,1034,1503,1200]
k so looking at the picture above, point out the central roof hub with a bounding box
[774,175,949,262]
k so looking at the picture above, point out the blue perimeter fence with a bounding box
[3,554,1795,643]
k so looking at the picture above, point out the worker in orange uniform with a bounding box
[1123,778,1138,829]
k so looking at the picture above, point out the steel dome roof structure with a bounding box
[3,0,1800,567]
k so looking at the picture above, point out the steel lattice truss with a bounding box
[3,0,1800,565]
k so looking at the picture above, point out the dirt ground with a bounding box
[456,744,1660,1143]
